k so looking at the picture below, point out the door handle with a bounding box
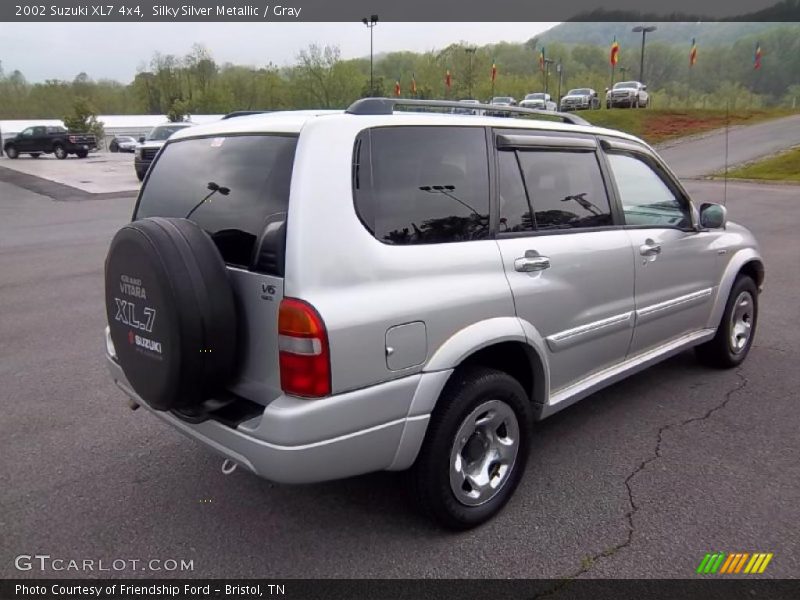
[639,240,662,256]
[514,253,551,272]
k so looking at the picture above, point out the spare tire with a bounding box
[104,217,237,411]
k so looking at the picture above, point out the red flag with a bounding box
[445,69,452,89]
[754,42,762,70]
[689,38,697,67]
[410,73,417,95]
[539,47,545,72]
[394,77,401,97]
[610,38,620,66]
[491,61,497,82]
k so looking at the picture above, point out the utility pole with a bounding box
[631,25,657,83]
[361,15,379,96]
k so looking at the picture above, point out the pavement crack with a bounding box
[529,368,748,598]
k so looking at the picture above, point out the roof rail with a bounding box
[345,97,591,126]
[221,110,270,120]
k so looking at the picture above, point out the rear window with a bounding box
[136,134,297,270]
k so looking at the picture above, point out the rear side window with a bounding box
[499,150,612,232]
[136,135,297,270]
[353,126,490,245]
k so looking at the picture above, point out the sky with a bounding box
[1,22,559,83]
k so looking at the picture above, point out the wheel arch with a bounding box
[422,317,550,417]
[707,249,765,330]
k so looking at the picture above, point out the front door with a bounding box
[494,134,635,394]
[603,149,719,355]
[15,127,35,152]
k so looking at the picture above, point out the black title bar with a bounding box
[3,579,800,600]
[2,0,799,22]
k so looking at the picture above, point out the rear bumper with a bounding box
[107,355,451,483]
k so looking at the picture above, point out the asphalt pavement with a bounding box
[659,113,800,179]
[1,128,799,580]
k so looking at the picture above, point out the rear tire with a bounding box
[410,367,532,530]
[5,146,18,159]
[54,145,67,160]
[695,276,758,368]
[135,169,145,182]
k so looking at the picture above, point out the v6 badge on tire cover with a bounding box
[104,217,237,411]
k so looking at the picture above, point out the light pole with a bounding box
[556,62,563,105]
[361,14,379,96]
[543,58,555,95]
[620,66,628,80]
[465,47,476,99]
[631,25,657,83]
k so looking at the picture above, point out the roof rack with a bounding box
[345,97,591,126]
[221,110,270,120]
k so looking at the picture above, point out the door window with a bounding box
[606,153,691,228]
[499,149,613,232]
[353,126,490,245]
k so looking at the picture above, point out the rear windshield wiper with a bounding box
[185,181,230,220]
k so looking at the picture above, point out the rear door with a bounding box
[601,139,718,354]
[135,133,298,405]
[493,131,636,394]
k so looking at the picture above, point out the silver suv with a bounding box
[104,98,764,529]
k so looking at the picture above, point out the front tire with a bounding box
[410,367,532,530]
[76,150,88,158]
[54,145,67,160]
[5,146,19,159]
[696,276,758,368]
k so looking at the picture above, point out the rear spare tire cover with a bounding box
[105,217,237,411]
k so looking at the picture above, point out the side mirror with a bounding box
[699,203,727,229]
[642,85,648,90]
[138,136,145,143]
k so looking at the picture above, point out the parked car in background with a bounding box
[519,93,557,111]
[560,88,601,111]
[109,136,138,153]
[452,99,483,116]
[606,81,649,109]
[134,122,194,181]
[2,125,96,159]
[487,96,517,117]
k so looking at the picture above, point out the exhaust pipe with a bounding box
[221,459,238,475]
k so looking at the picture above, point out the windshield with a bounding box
[614,82,638,90]
[136,135,297,268]
[492,97,513,103]
[117,136,135,143]
[568,89,591,95]
[525,94,545,100]
[146,124,191,141]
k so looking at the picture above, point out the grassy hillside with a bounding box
[538,21,784,48]
[724,146,800,181]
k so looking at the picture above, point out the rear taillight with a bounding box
[278,298,331,398]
